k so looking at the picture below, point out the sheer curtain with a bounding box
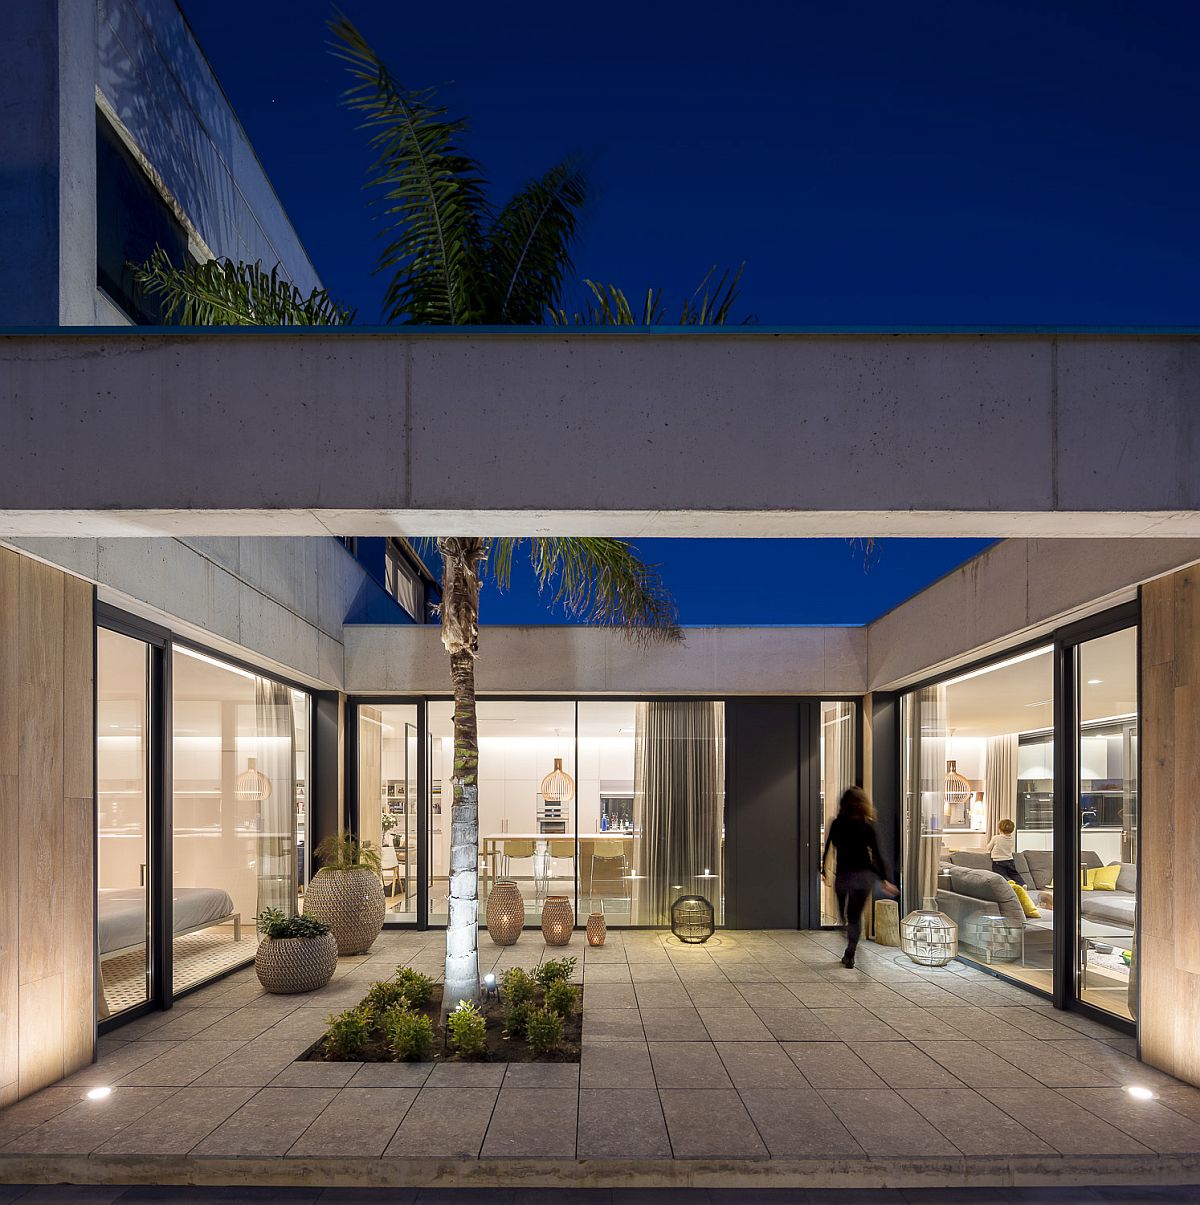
[985,734,1018,837]
[255,679,296,916]
[821,702,857,924]
[903,685,947,912]
[634,701,725,925]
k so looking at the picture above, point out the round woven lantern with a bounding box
[671,895,715,944]
[255,931,338,994]
[541,895,574,945]
[235,756,272,802]
[586,911,607,947]
[487,879,525,945]
[304,867,385,955]
[539,758,575,803]
[900,897,958,967]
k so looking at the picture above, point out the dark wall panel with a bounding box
[726,701,800,929]
[871,694,900,884]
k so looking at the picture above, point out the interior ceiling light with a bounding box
[944,760,973,808]
[235,756,272,802]
[1087,679,1104,685]
[942,646,1051,687]
[540,758,575,804]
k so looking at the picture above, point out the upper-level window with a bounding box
[96,110,191,323]
[385,543,422,619]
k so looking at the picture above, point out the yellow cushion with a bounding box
[1088,864,1120,891]
[1009,881,1041,918]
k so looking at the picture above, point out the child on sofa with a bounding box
[987,818,1026,886]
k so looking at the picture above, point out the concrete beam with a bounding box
[2,330,1199,537]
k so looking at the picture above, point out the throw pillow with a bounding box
[1008,880,1041,918]
[1089,864,1121,891]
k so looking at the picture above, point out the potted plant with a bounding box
[305,833,385,954]
[254,907,338,994]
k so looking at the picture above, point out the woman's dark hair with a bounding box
[837,785,876,823]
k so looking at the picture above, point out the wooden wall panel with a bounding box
[0,549,19,1103]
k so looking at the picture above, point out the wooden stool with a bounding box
[874,897,901,947]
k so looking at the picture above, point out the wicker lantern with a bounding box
[970,913,1023,964]
[943,759,972,820]
[671,895,715,944]
[900,897,958,967]
[541,895,574,945]
[586,911,607,946]
[486,879,525,945]
[235,756,272,802]
[539,758,576,804]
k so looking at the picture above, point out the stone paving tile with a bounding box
[481,1088,577,1158]
[1,1088,179,1155]
[984,1006,1083,1040]
[289,1088,418,1157]
[639,1009,707,1042]
[502,1063,579,1088]
[628,964,682,984]
[808,1007,906,1042]
[697,1007,773,1042]
[750,1007,838,1042]
[191,1087,339,1156]
[980,1040,1119,1088]
[581,964,632,984]
[900,1088,1055,1156]
[123,1008,233,1042]
[633,983,692,1010]
[648,1043,732,1090]
[849,1041,965,1088]
[734,982,800,1008]
[258,1008,334,1045]
[914,1040,1042,1088]
[583,1009,646,1041]
[384,1087,499,1158]
[921,1005,1030,1042]
[1047,1040,1179,1090]
[0,1087,88,1145]
[271,1061,362,1088]
[679,981,745,1007]
[579,1042,655,1089]
[1058,1086,1200,1153]
[60,1041,179,1086]
[116,1040,246,1087]
[426,1062,506,1087]
[818,1089,959,1156]
[784,983,853,1008]
[865,1007,968,1041]
[980,1088,1153,1155]
[346,1063,431,1088]
[714,1042,808,1090]
[577,1089,671,1159]
[579,984,637,1009]
[658,1089,767,1158]
[92,1086,256,1155]
[190,1041,306,1087]
[738,1087,865,1157]
[783,1041,886,1089]
[1154,1083,1200,1125]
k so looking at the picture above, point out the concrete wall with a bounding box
[2,331,1199,536]
[867,538,1200,690]
[344,623,867,696]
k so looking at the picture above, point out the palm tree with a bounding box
[134,14,741,1006]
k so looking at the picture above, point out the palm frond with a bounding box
[131,249,355,326]
[550,263,749,326]
[481,538,680,644]
[330,14,489,324]
[486,158,589,322]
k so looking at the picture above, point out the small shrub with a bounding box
[383,1006,434,1061]
[394,966,435,1009]
[544,979,578,1018]
[503,1000,532,1039]
[524,1006,564,1054]
[362,979,409,1012]
[447,1000,487,1057]
[501,966,536,1007]
[324,1006,372,1058]
[535,956,577,987]
[256,907,330,939]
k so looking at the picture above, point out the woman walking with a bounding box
[821,786,898,968]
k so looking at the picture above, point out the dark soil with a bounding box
[300,984,583,1064]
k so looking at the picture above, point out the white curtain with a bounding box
[255,678,296,917]
[821,702,856,923]
[903,685,946,911]
[985,734,1018,838]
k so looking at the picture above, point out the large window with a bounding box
[172,647,309,994]
[819,701,858,926]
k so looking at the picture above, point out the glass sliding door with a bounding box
[819,701,857,926]
[1073,626,1138,1020]
[96,628,153,1019]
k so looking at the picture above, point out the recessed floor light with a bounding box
[85,1086,112,1101]
[1125,1085,1155,1101]
[1087,678,1103,685]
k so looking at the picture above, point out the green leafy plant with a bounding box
[255,907,331,940]
[502,1000,532,1040]
[315,832,382,874]
[446,1000,487,1057]
[394,966,435,1009]
[364,979,410,1012]
[535,957,577,987]
[501,967,536,1007]
[383,1006,434,1061]
[543,980,578,1018]
[324,1006,373,1059]
[524,1006,564,1054]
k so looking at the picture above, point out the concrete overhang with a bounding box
[2,328,1198,538]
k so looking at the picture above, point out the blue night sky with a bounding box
[185,0,1197,626]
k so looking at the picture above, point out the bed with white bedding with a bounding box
[97,886,240,957]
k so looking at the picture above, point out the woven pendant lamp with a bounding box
[539,757,575,804]
[235,756,272,802]
[943,759,971,814]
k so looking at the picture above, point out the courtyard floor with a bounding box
[2,930,1200,1192]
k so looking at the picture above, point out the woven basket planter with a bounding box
[586,911,607,947]
[486,879,525,945]
[304,866,385,955]
[541,895,574,946]
[255,931,338,994]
